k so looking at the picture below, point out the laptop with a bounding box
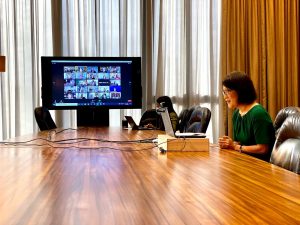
[159,108,206,138]
[125,116,154,130]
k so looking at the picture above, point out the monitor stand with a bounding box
[77,108,109,126]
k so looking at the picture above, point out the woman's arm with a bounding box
[234,144,269,154]
[218,136,269,154]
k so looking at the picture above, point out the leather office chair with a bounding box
[270,113,300,174]
[273,106,300,137]
[34,107,57,131]
[139,109,161,128]
[178,107,195,132]
[185,106,211,133]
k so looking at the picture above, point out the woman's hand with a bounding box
[218,136,236,150]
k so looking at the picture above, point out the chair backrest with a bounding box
[139,109,160,128]
[178,107,195,132]
[186,106,211,133]
[34,107,57,131]
[270,113,300,174]
[273,106,300,137]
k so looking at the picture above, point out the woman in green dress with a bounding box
[218,71,275,161]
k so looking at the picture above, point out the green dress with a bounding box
[232,104,275,161]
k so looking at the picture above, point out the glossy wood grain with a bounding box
[0,127,300,225]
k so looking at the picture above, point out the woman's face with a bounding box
[222,86,238,109]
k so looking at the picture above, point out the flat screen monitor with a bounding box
[41,56,142,110]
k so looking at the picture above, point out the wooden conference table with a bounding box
[0,127,299,225]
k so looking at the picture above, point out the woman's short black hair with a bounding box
[222,71,257,104]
